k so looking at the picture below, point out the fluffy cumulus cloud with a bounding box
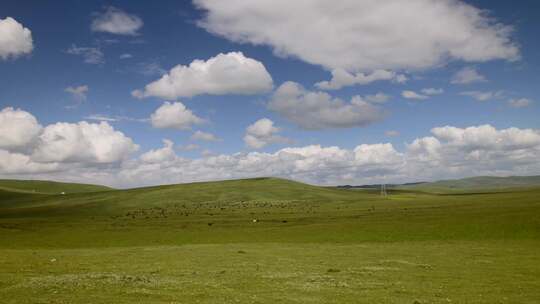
[140,139,177,163]
[91,6,143,36]
[451,67,487,84]
[0,150,59,174]
[0,17,33,60]
[2,107,539,188]
[406,125,540,179]
[0,107,139,178]
[431,125,540,149]
[115,144,399,188]
[132,52,273,100]
[244,118,289,149]
[315,69,407,90]
[106,124,540,187]
[268,82,385,130]
[150,102,204,129]
[0,107,42,151]
[195,0,519,72]
[354,144,403,168]
[31,121,138,164]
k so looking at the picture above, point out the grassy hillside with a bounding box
[0,177,539,303]
[398,175,540,192]
[0,179,112,194]
[0,177,378,213]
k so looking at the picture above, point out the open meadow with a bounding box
[3,1,540,303]
[0,177,539,303]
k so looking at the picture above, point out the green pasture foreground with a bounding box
[0,178,539,303]
[1,241,539,304]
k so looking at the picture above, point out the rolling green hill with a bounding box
[399,175,540,192]
[0,179,112,195]
[0,177,377,213]
[0,177,539,303]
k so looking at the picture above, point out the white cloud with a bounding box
[0,107,138,177]
[2,142,385,186]
[85,114,119,122]
[354,143,403,167]
[451,67,487,84]
[365,93,391,104]
[268,81,385,130]
[406,125,540,179]
[402,88,444,100]
[31,121,138,164]
[0,107,42,151]
[140,139,177,163]
[421,88,444,95]
[385,130,400,137]
[508,98,532,108]
[244,118,289,149]
[150,102,204,130]
[191,130,220,142]
[91,6,143,36]
[0,17,33,60]
[460,90,504,101]
[132,52,273,99]
[119,53,133,59]
[65,85,89,102]
[134,61,166,76]
[84,114,146,123]
[429,125,539,149]
[0,150,58,174]
[195,0,519,72]
[201,149,215,157]
[66,45,104,64]
[2,108,539,188]
[179,143,200,151]
[402,90,428,100]
[406,136,443,164]
[0,111,133,172]
[315,69,407,90]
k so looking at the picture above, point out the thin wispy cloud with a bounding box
[65,85,89,101]
[65,44,104,64]
[451,67,487,84]
[508,98,532,108]
[402,90,428,100]
[84,114,147,123]
[460,91,504,101]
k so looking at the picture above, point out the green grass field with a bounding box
[0,177,539,303]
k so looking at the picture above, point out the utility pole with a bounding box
[380,183,387,197]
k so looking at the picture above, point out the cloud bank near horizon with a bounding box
[1,107,539,188]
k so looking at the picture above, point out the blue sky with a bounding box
[0,0,539,187]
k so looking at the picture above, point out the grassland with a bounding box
[398,175,540,193]
[0,177,539,303]
[0,179,112,195]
